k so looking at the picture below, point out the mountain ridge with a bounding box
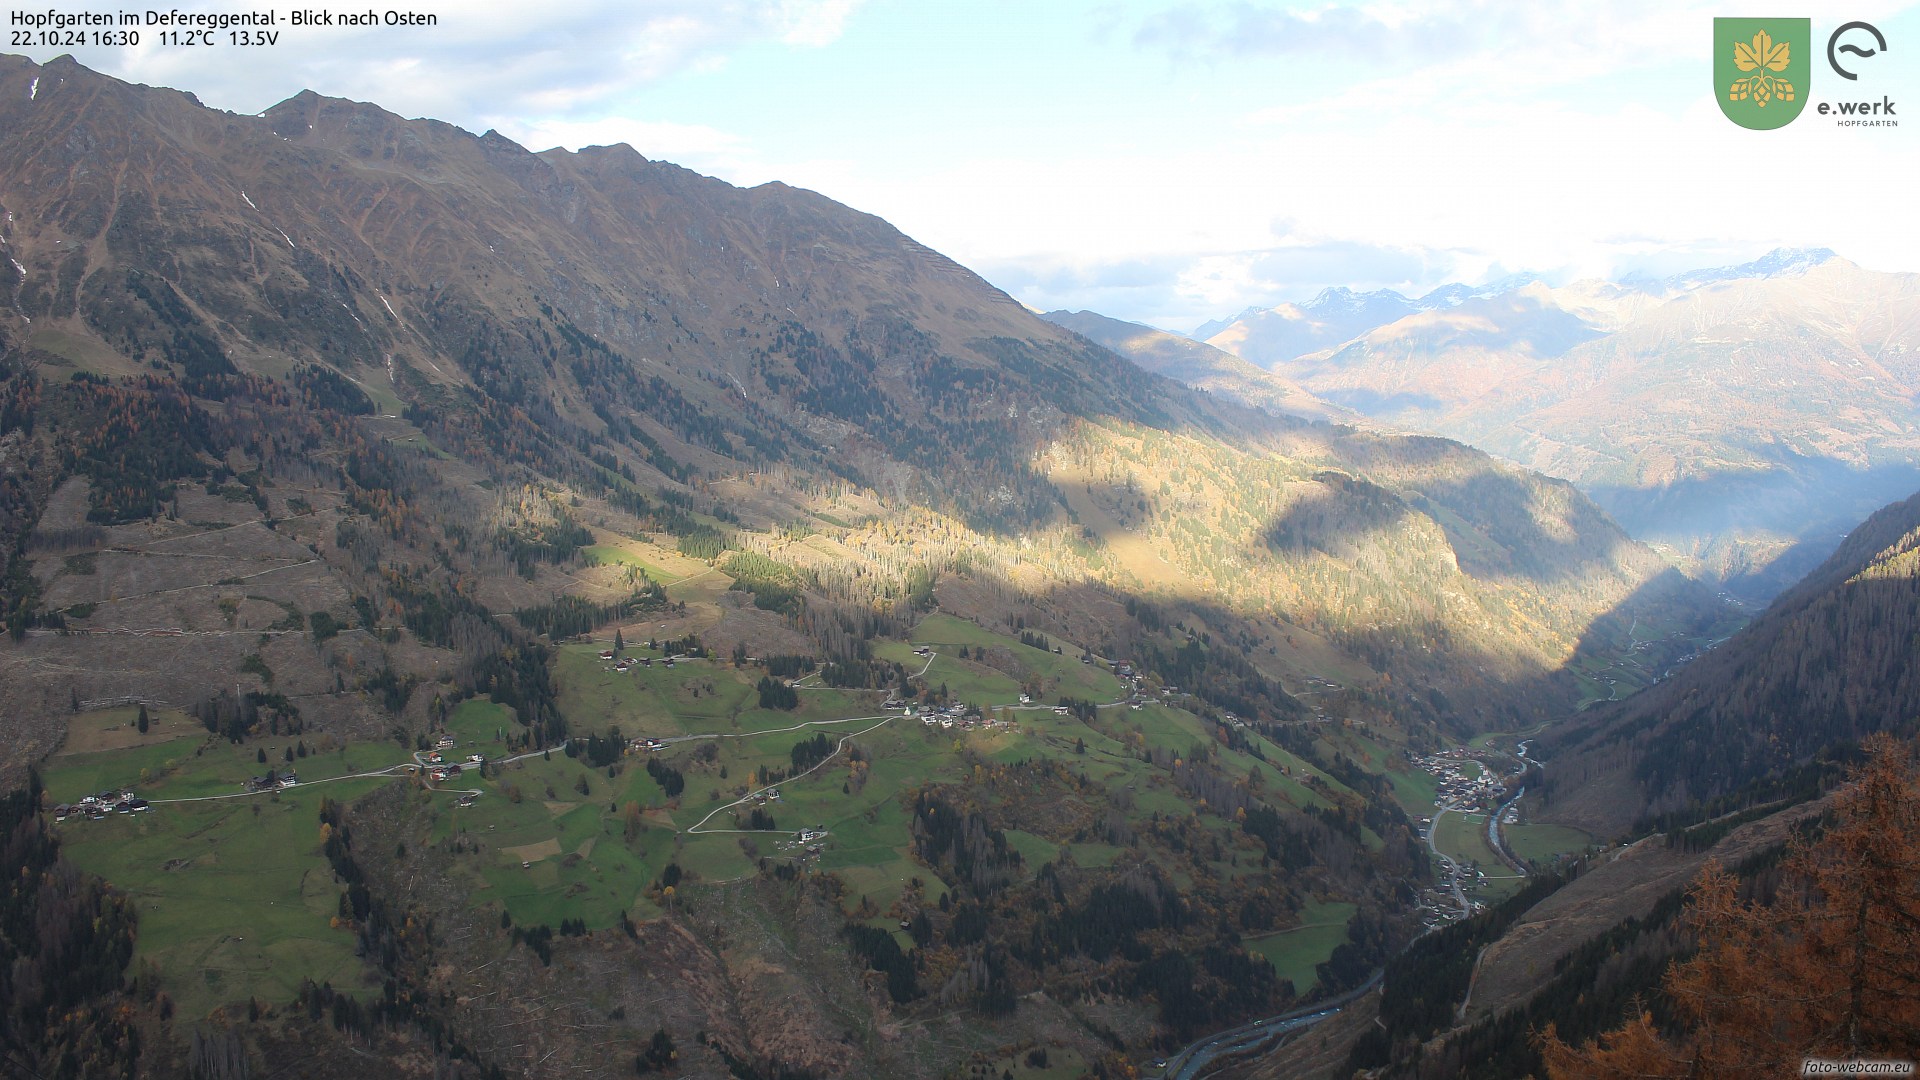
[1179,248,1920,602]
[0,51,1721,739]
[1038,308,1355,424]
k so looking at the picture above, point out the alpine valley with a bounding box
[2,54,1918,1080]
[1182,251,1920,604]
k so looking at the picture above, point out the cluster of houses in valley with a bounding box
[599,649,673,671]
[419,747,485,784]
[1112,662,1191,711]
[906,702,1017,732]
[247,772,299,791]
[1414,748,1507,813]
[1419,867,1487,928]
[53,791,151,821]
[775,824,828,861]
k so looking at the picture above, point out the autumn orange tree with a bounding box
[1541,733,1920,1078]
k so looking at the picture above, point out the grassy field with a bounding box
[1467,720,1550,754]
[1247,898,1358,997]
[48,740,398,1021]
[32,608,1395,1030]
[1005,828,1061,867]
[1385,763,1440,815]
[1506,822,1593,863]
[43,728,400,805]
[46,738,205,799]
[1475,873,1529,902]
[1432,809,1535,901]
[895,613,1126,704]
[56,705,199,755]
[554,644,875,742]
[679,730,957,915]
[446,696,516,746]
[1434,809,1504,872]
[580,543,673,582]
[435,747,681,927]
[872,639,1021,707]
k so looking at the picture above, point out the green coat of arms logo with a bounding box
[1715,18,1812,129]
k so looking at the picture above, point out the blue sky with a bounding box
[14,1,1920,330]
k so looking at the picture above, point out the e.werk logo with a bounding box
[1828,20,1887,80]
[1715,18,1811,128]
[1714,17,1895,129]
[1818,21,1895,125]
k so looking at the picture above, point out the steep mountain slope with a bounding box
[1536,487,1920,838]
[0,53,1718,744]
[1039,308,1353,423]
[1202,251,1920,602]
[0,54,1738,1078]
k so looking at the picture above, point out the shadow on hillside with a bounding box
[1587,457,1920,543]
[1253,444,1677,591]
[1258,472,1409,561]
[1584,457,1920,604]
[985,533,1728,741]
[1537,575,1920,840]
[1535,491,1920,836]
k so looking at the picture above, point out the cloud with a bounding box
[974,239,1465,332]
[59,1,864,127]
[973,255,1185,316]
[776,0,862,46]
[1137,0,1719,120]
[1244,241,1441,291]
[1135,1,1478,63]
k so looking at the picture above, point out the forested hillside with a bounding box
[1228,484,1920,1080]
[1538,489,1920,838]
[0,53,1721,757]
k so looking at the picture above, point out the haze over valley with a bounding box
[1126,250,1920,605]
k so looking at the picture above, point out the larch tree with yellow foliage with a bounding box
[1541,734,1920,1078]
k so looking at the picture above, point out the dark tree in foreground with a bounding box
[636,1028,676,1072]
[1542,734,1920,1078]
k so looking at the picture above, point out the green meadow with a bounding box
[47,735,398,1021]
[1246,898,1359,997]
[1434,809,1503,872]
[30,612,1462,1024]
[1505,822,1593,863]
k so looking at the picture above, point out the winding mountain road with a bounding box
[1161,969,1384,1079]
[143,743,564,806]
